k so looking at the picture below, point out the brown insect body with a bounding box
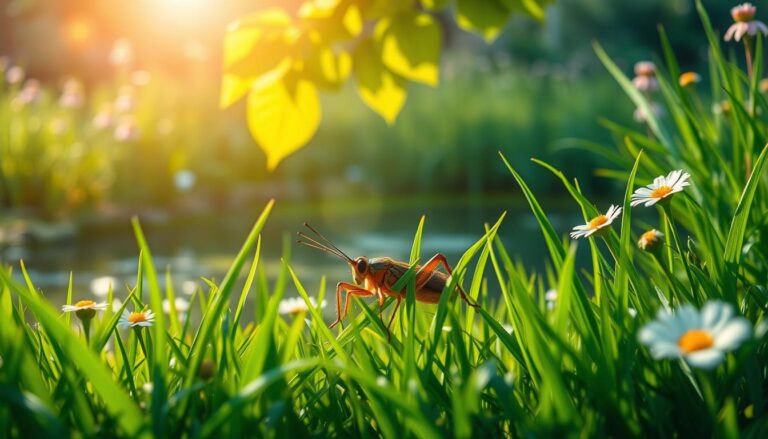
[359,257,446,304]
[298,224,478,338]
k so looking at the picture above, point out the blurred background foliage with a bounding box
[0,0,739,220]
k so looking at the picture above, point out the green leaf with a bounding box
[247,76,321,170]
[456,0,511,42]
[354,38,407,124]
[303,45,352,90]
[380,12,441,86]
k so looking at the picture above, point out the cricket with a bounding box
[297,223,479,337]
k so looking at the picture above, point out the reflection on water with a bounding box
[2,198,581,308]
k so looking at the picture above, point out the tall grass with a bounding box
[1,2,768,437]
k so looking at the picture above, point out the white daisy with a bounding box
[630,170,690,207]
[62,299,108,313]
[119,308,155,328]
[62,300,108,320]
[570,205,622,239]
[638,300,752,369]
[725,3,768,42]
[278,296,326,316]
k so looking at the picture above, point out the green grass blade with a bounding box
[183,199,274,389]
[724,144,768,266]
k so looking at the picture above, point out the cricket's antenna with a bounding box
[297,223,353,263]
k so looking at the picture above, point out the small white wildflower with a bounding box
[570,205,622,239]
[631,170,690,207]
[118,309,155,328]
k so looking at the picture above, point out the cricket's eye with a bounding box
[356,259,367,272]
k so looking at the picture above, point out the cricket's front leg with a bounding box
[415,253,480,308]
[330,282,375,329]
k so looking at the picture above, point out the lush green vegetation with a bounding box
[2,2,768,437]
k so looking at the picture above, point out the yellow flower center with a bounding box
[128,312,147,324]
[74,300,95,308]
[640,230,659,243]
[677,329,714,353]
[650,185,673,199]
[588,215,608,229]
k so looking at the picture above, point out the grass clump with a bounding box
[2,2,768,437]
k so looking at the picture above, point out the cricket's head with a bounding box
[350,256,369,284]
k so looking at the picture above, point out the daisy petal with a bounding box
[701,300,733,332]
[677,304,701,329]
[684,349,724,369]
[713,318,752,351]
[649,341,682,359]
[638,321,680,345]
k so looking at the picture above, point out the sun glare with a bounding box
[65,17,92,45]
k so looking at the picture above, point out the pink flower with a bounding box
[632,61,658,92]
[725,3,768,41]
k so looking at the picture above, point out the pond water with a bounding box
[2,197,583,310]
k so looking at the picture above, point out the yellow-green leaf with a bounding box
[343,5,363,36]
[220,59,291,108]
[223,8,298,85]
[247,76,321,170]
[220,74,253,108]
[223,8,292,69]
[354,39,407,124]
[303,45,352,90]
[380,12,441,87]
[456,0,511,42]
